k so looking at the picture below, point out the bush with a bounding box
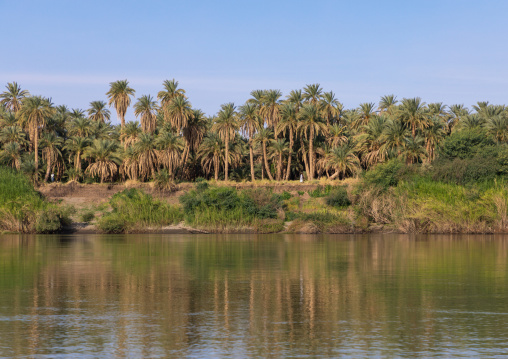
[326,187,351,208]
[439,129,495,160]
[280,191,292,200]
[308,185,332,198]
[81,210,95,223]
[97,214,127,233]
[363,159,406,189]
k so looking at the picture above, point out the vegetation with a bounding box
[0,166,70,233]
[1,80,508,234]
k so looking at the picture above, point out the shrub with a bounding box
[326,187,351,208]
[439,129,495,160]
[81,210,95,223]
[280,191,292,200]
[308,185,332,198]
[363,159,406,189]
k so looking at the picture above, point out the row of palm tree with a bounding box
[1,80,507,184]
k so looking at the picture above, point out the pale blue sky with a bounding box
[1,0,507,123]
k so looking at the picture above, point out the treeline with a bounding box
[1,80,507,184]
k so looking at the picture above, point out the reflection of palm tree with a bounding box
[106,80,135,129]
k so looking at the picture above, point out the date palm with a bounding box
[157,79,186,107]
[354,102,376,129]
[0,141,22,170]
[381,119,410,157]
[239,103,261,181]
[166,96,192,133]
[69,117,94,138]
[260,89,282,132]
[84,139,121,183]
[134,95,158,134]
[120,146,139,181]
[303,84,323,105]
[448,104,469,133]
[106,80,135,129]
[277,103,298,180]
[212,103,239,181]
[398,97,429,139]
[423,117,446,162]
[198,133,224,180]
[378,95,398,116]
[181,109,208,168]
[297,104,328,180]
[269,138,288,181]
[355,115,389,167]
[399,136,426,164]
[0,111,18,129]
[41,132,63,182]
[155,130,184,177]
[485,115,508,143]
[0,125,27,147]
[64,136,91,173]
[119,121,141,149]
[19,96,55,172]
[322,141,360,179]
[0,82,29,113]
[320,91,341,126]
[88,101,111,123]
[253,127,274,181]
[133,133,158,181]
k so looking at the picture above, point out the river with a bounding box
[1,233,507,358]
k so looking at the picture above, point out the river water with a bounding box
[1,234,508,358]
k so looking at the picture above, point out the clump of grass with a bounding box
[308,185,333,198]
[179,186,284,230]
[0,166,70,233]
[97,188,183,233]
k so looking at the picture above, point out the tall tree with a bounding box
[398,97,428,139]
[106,80,135,129]
[277,103,298,180]
[19,96,55,172]
[212,103,239,181]
[297,104,327,180]
[134,95,158,134]
[88,101,111,123]
[0,82,29,113]
[239,103,261,181]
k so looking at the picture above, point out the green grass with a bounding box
[0,166,70,233]
[97,188,183,233]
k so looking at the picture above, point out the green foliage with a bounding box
[179,186,284,228]
[80,210,95,223]
[97,188,182,233]
[280,191,292,200]
[0,166,69,233]
[363,159,407,189]
[439,129,495,159]
[308,185,333,198]
[325,187,351,208]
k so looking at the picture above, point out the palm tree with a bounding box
[260,89,282,131]
[398,97,428,138]
[253,128,275,181]
[277,103,298,180]
[321,142,361,179]
[64,136,91,173]
[320,91,341,126]
[354,102,377,129]
[303,84,323,105]
[106,80,135,129]
[327,124,348,147]
[119,121,141,149]
[181,109,209,168]
[68,117,94,138]
[399,136,426,164]
[485,115,508,143]
[297,104,327,180]
[155,130,184,177]
[41,132,63,182]
[84,139,121,183]
[355,115,389,167]
[198,133,224,180]
[0,82,29,113]
[286,89,303,110]
[0,125,27,147]
[212,103,239,181]
[134,95,158,134]
[448,104,469,133]
[19,96,55,172]
[166,96,192,133]
[422,117,446,162]
[120,146,139,181]
[157,79,186,107]
[381,119,409,157]
[88,101,111,123]
[378,95,398,115]
[133,133,158,181]
[239,103,261,181]
[269,138,288,180]
[0,111,19,129]
[0,141,22,170]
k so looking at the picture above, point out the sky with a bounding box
[1,0,507,124]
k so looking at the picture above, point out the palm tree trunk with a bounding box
[44,156,51,182]
[309,127,314,180]
[277,152,282,181]
[301,139,310,180]
[262,141,274,181]
[224,133,229,181]
[214,157,219,180]
[285,131,293,180]
[34,128,39,172]
[249,142,255,182]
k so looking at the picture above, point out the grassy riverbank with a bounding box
[0,167,71,233]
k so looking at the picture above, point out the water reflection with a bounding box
[0,234,508,357]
